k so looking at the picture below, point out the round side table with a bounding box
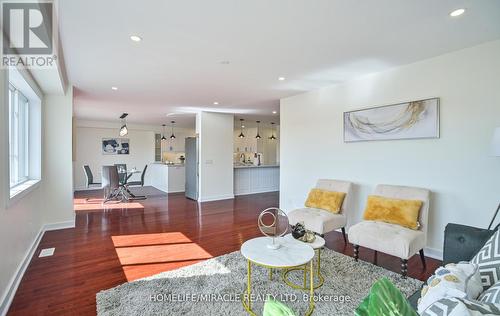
[240,237,315,316]
[282,234,325,290]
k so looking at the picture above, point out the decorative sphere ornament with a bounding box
[258,207,289,250]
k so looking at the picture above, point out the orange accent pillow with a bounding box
[363,195,422,230]
[305,189,346,214]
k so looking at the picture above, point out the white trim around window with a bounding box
[5,68,42,207]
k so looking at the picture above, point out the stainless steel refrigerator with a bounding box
[185,137,199,200]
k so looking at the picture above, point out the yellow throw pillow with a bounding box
[363,195,423,230]
[305,189,346,214]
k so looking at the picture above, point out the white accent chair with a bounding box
[288,179,353,243]
[348,184,430,277]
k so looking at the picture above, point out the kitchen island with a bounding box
[233,165,279,196]
[149,163,185,193]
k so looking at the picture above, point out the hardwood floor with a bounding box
[7,187,440,315]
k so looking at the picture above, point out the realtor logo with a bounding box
[1,0,56,68]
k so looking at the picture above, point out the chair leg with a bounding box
[419,249,427,269]
[401,259,408,278]
[353,245,359,261]
[373,251,378,265]
[341,227,347,244]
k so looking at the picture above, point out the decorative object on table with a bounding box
[348,184,430,278]
[298,230,316,243]
[179,155,185,163]
[257,207,289,249]
[344,98,439,142]
[288,179,352,243]
[291,222,316,243]
[291,222,306,239]
[102,138,129,155]
[119,113,128,137]
[97,249,423,316]
[356,277,417,316]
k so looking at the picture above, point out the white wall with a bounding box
[198,112,234,202]
[43,89,75,224]
[0,70,74,314]
[73,122,155,190]
[280,40,500,257]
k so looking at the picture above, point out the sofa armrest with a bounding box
[443,223,494,265]
[409,223,494,311]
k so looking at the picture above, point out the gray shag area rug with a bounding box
[97,249,422,315]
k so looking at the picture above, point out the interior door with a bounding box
[185,137,198,200]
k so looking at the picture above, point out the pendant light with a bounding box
[238,119,245,138]
[119,113,128,136]
[161,124,167,141]
[255,121,261,139]
[170,121,176,139]
[269,122,277,140]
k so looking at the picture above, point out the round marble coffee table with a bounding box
[240,236,315,316]
[282,234,326,290]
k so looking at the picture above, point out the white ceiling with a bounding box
[60,0,500,128]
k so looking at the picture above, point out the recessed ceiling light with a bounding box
[242,125,245,128]
[213,101,219,105]
[130,35,142,42]
[278,77,286,81]
[272,111,277,114]
[449,8,465,17]
[111,86,118,90]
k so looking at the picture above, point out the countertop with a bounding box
[150,163,185,167]
[233,164,280,169]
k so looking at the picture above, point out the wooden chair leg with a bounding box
[353,245,359,261]
[419,249,427,269]
[341,227,347,244]
[373,251,378,265]
[401,259,408,278]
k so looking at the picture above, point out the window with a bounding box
[7,68,42,201]
[9,84,30,187]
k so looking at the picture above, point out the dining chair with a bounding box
[83,165,101,188]
[127,165,148,187]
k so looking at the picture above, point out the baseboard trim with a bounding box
[0,226,44,316]
[44,220,76,231]
[424,247,443,261]
[198,194,235,202]
[0,219,76,316]
[235,190,279,196]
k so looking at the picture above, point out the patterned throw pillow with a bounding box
[479,280,500,305]
[471,229,500,290]
[417,263,482,314]
[421,297,500,316]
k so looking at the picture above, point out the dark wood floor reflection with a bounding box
[7,187,440,315]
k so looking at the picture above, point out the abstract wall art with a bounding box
[344,98,439,142]
[102,138,130,155]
